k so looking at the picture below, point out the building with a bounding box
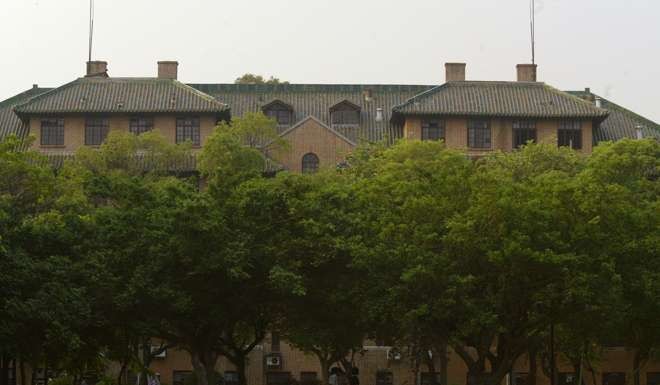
[1,61,660,385]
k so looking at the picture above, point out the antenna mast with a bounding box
[530,0,536,64]
[88,0,95,62]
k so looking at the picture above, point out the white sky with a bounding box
[1,0,659,122]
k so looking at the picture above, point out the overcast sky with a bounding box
[1,0,659,122]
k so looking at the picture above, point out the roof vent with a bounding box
[363,89,373,102]
[445,63,466,82]
[636,125,644,140]
[595,97,602,108]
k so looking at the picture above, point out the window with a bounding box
[468,119,491,148]
[302,153,320,174]
[376,371,393,385]
[266,372,291,385]
[85,118,109,146]
[513,121,537,148]
[130,117,153,135]
[331,102,360,126]
[648,373,660,385]
[264,103,293,126]
[558,121,582,149]
[224,371,239,385]
[172,371,192,385]
[421,373,442,385]
[176,117,201,146]
[602,373,625,385]
[300,372,318,385]
[271,332,281,352]
[40,118,64,146]
[512,373,528,385]
[422,120,445,141]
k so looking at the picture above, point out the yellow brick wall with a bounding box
[29,114,217,151]
[272,118,355,173]
[402,117,594,155]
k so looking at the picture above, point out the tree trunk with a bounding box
[19,359,26,385]
[439,345,449,385]
[318,356,331,385]
[1,354,8,385]
[425,352,437,385]
[117,361,127,385]
[190,351,219,385]
[529,349,538,385]
[235,358,247,385]
[632,351,646,385]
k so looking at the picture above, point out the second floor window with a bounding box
[468,119,491,148]
[558,121,582,149]
[331,101,360,126]
[85,118,109,146]
[263,102,293,126]
[176,117,201,146]
[422,120,445,141]
[40,118,64,146]
[513,121,537,148]
[130,117,153,135]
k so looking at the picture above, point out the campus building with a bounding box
[1,61,659,385]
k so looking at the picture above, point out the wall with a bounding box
[272,118,355,173]
[148,340,660,385]
[28,114,218,151]
[403,116,594,155]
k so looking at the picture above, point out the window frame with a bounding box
[40,118,65,146]
[263,102,293,126]
[84,117,109,146]
[129,116,154,135]
[330,101,361,126]
[302,153,320,174]
[421,119,446,142]
[175,117,201,147]
[467,119,491,149]
[512,120,537,149]
[557,121,583,150]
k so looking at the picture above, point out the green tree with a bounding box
[234,74,289,85]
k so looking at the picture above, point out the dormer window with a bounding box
[262,100,293,126]
[330,100,360,126]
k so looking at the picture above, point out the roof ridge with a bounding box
[540,84,609,116]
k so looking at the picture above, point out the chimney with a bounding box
[445,63,466,82]
[86,61,108,77]
[595,97,603,109]
[158,61,179,80]
[517,64,538,82]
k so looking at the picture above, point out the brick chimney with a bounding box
[445,63,466,82]
[517,64,538,82]
[158,61,179,80]
[86,61,108,77]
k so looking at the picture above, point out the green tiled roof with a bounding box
[393,81,610,120]
[0,86,53,140]
[189,83,434,143]
[14,77,228,115]
[567,90,660,143]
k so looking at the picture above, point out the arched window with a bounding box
[330,100,361,126]
[301,153,320,174]
[262,100,293,126]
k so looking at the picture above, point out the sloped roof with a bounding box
[188,83,434,143]
[393,81,610,120]
[567,90,660,142]
[0,86,53,140]
[14,77,228,115]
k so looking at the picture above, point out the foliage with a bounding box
[234,74,289,85]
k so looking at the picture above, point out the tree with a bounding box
[348,140,474,384]
[442,144,620,385]
[234,74,289,85]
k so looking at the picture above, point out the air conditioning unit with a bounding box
[387,348,402,361]
[265,353,282,369]
[150,345,167,359]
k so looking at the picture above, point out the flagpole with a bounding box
[88,0,94,62]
